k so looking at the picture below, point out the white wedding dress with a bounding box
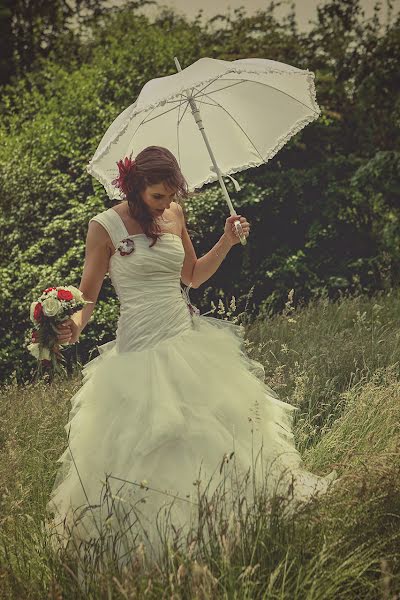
[46,207,337,564]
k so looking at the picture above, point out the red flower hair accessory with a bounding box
[111,155,137,195]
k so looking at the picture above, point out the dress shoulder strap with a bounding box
[89,208,127,248]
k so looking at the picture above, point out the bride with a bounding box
[46,145,337,565]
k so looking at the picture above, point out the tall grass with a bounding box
[245,287,400,453]
[0,287,399,598]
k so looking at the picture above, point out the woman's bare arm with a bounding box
[173,202,234,289]
[73,221,111,332]
[172,202,197,287]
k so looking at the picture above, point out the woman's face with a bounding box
[141,182,176,217]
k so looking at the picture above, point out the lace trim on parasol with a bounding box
[86,68,320,196]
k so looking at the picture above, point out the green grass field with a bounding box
[1,287,399,598]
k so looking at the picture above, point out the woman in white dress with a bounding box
[46,145,337,565]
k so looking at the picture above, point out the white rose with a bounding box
[30,302,39,322]
[42,296,62,317]
[27,343,51,360]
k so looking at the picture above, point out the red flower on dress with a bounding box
[111,155,136,195]
[116,238,135,256]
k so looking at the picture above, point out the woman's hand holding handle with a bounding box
[224,214,250,246]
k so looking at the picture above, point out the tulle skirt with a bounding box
[45,313,337,566]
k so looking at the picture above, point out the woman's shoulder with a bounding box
[88,206,127,251]
[108,201,125,214]
[89,206,120,228]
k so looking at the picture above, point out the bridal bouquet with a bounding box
[27,285,93,373]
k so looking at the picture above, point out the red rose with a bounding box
[33,303,43,321]
[57,289,73,301]
[43,287,57,294]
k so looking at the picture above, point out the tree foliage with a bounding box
[0,0,153,85]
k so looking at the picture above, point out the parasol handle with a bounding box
[174,56,247,246]
[233,218,246,245]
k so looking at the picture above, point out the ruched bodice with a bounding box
[90,208,193,352]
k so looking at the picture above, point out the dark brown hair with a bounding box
[114,146,191,247]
